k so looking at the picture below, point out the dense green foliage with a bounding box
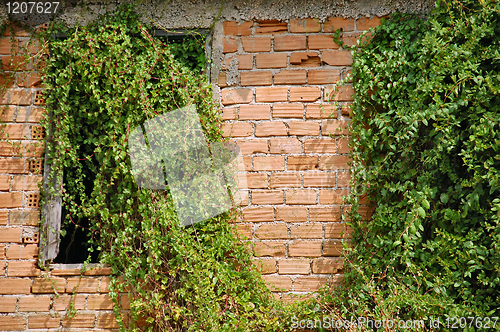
[39,5,291,331]
[307,0,500,330]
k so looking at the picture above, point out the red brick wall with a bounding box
[219,17,379,301]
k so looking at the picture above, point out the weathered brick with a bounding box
[97,313,124,329]
[356,16,383,30]
[0,124,29,140]
[322,119,351,136]
[337,137,351,154]
[309,206,342,222]
[256,53,287,69]
[305,103,336,119]
[262,275,292,291]
[278,258,311,274]
[241,71,272,86]
[218,72,228,87]
[325,85,355,102]
[294,276,328,291]
[100,277,111,293]
[8,211,38,226]
[270,173,301,188]
[32,277,65,293]
[88,294,114,310]
[52,294,86,310]
[0,106,16,122]
[319,155,352,170]
[287,156,318,171]
[18,295,50,311]
[0,159,27,174]
[224,54,254,70]
[239,104,271,120]
[304,138,336,153]
[0,297,17,312]
[11,175,41,191]
[337,172,351,187]
[291,224,323,239]
[343,32,363,47]
[274,70,307,85]
[286,189,317,205]
[222,106,238,120]
[7,260,40,277]
[272,103,303,118]
[223,37,238,53]
[234,190,249,206]
[323,241,344,256]
[322,50,352,66]
[223,21,253,36]
[274,35,306,51]
[308,69,341,84]
[255,224,288,239]
[241,37,271,52]
[0,316,26,331]
[240,173,268,189]
[312,258,343,273]
[308,35,340,50]
[236,139,268,154]
[243,207,274,222]
[253,241,286,257]
[236,156,253,171]
[256,20,288,34]
[255,87,288,103]
[289,18,320,33]
[0,227,22,242]
[0,192,23,208]
[319,189,349,204]
[66,277,99,293]
[255,121,287,136]
[28,315,61,329]
[252,190,284,205]
[276,206,307,222]
[62,313,96,328]
[0,211,6,225]
[288,121,320,136]
[0,278,31,294]
[325,223,352,239]
[222,122,253,137]
[290,52,321,67]
[235,223,252,238]
[0,89,33,106]
[221,88,253,105]
[289,241,322,257]
[254,156,285,171]
[289,87,321,102]
[17,107,45,123]
[324,17,355,32]
[270,137,302,154]
[0,38,20,54]
[253,259,276,274]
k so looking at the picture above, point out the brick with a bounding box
[274,35,306,51]
[324,17,355,32]
[0,261,5,274]
[224,54,253,70]
[7,260,40,277]
[0,124,29,140]
[62,313,96,328]
[12,175,41,191]
[254,156,285,171]
[243,207,274,222]
[289,87,321,102]
[100,277,111,293]
[270,173,301,188]
[256,21,288,34]
[88,294,114,310]
[270,137,302,154]
[97,313,124,329]
[0,211,6,225]
[319,155,351,170]
[276,206,307,222]
[312,258,343,273]
[325,223,352,239]
[289,18,320,33]
[120,294,131,309]
[253,241,286,257]
[287,156,318,171]
[304,138,336,153]
[239,104,271,120]
[282,293,313,303]
[19,107,44,123]
[241,71,272,86]
[17,72,43,88]
[1,56,26,71]
[223,21,253,36]
[236,156,253,171]
[309,69,341,84]
[340,104,352,117]
[253,259,276,274]
[18,295,50,311]
[274,70,307,85]
[255,224,288,239]
[0,72,15,87]
[0,89,33,106]
[289,241,322,257]
[309,206,342,222]
[0,227,21,242]
[236,139,268,154]
[234,190,249,206]
[322,50,352,66]
[325,85,355,102]
[337,172,351,187]
[52,294,86,310]
[0,142,14,156]
[252,190,284,205]
[255,87,288,103]
[323,241,344,256]
[221,88,253,105]
[0,38,20,54]
[0,106,16,122]
[294,276,328,291]
[291,224,323,239]
[0,278,31,294]
[290,52,320,67]
[321,120,350,135]
[0,297,17,312]
[222,106,238,120]
[218,72,228,87]
[241,37,271,52]
[272,103,303,118]
[32,277,65,293]
[343,32,363,47]
[240,173,268,189]
[0,175,9,190]
[235,224,252,238]
[66,277,99,293]
[0,244,4,257]
[28,315,61,329]
[356,16,382,30]
[278,258,311,274]
[308,35,339,50]
[0,316,26,330]
[288,121,320,136]
[319,189,349,204]
[223,37,237,53]
[286,189,317,204]
[306,103,336,119]
[256,53,287,69]
[8,211,38,226]
[222,122,253,137]
[338,138,351,154]
[262,275,292,291]
[255,121,287,136]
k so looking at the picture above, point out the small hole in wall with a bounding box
[31,126,45,140]
[34,90,45,105]
[23,232,39,244]
[28,193,39,208]
[29,159,43,174]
